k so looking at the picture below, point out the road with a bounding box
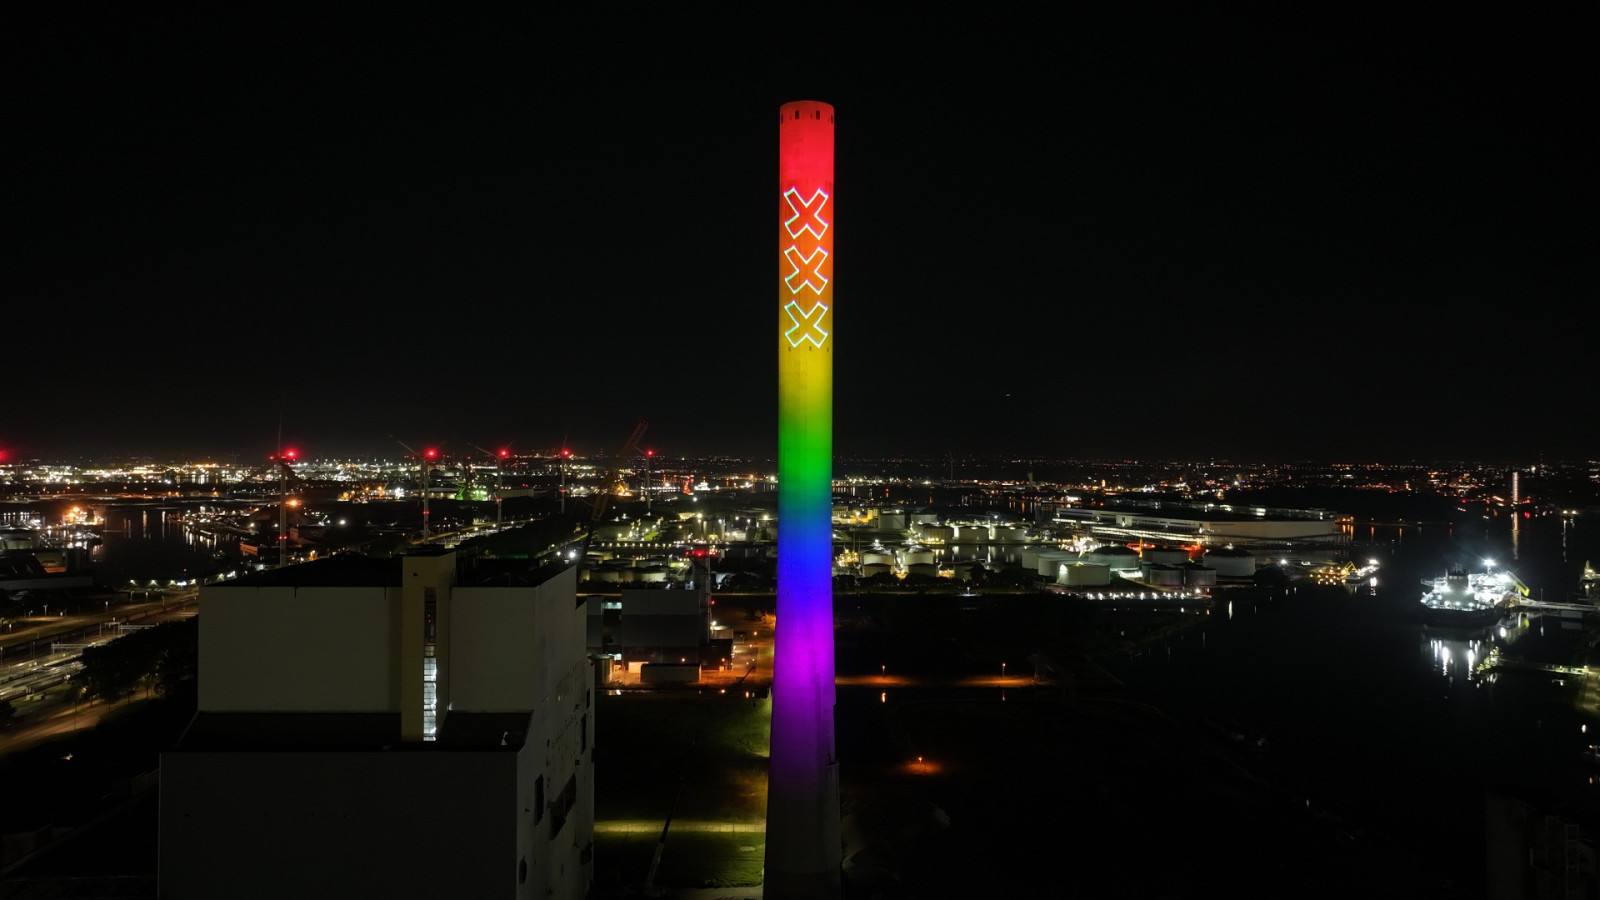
[0,592,197,755]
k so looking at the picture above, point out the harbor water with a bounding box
[1102,510,1600,893]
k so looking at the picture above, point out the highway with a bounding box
[0,591,197,751]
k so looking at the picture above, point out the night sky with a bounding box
[5,7,1592,464]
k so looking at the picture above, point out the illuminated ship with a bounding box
[1419,563,1524,628]
[1308,559,1380,586]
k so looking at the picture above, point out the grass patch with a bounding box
[596,690,770,824]
[596,831,765,889]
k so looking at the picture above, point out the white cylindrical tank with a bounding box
[862,551,895,566]
[1037,550,1077,576]
[878,513,907,532]
[904,548,936,566]
[0,529,39,551]
[1059,563,1112,586]
[905,563,940,579]
[1017,547,1044,571]
[1087,546,1141,570]
[1182,563,1217,588]
[993,525,1027,543]
[1144,547,1191,565]
[957,524,991,542]
[1142,563,1185,586]
[861,563,894,579]
[921,524,956,543]
[1202,547,1257,579]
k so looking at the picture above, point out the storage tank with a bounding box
[0,529,39,551]
[860,563,894,579]
[1182,563,1217,588]
[903,548,936,566]
[1086,546,1141,571]
[993,525,1028,543]
[877,512,907,532]
[634,566,670,583]
[921,524,956,543]
[957,524,991,542]
[862,551,895,566]
[1203,544,1254,576]
[905,563,940,579]
[1017,546,1044,571]
[1202,547,1257,579]
[1059,563,1112,586]
[1142,563,1185,586]
[1144,546,1191,565]
[1037,550,1077,577]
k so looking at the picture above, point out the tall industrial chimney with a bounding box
[765,99,842,898]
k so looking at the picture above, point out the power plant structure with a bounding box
[764,99,842,898]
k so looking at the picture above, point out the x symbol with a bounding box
[783,187,830,241]
[783,300,829,348]
[783,245,829,295]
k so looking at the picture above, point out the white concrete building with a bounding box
[159,549,594,900]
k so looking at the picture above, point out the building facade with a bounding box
[159,549,594,899]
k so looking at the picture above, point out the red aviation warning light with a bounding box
[498,448,510,459]
[424,448,438,461]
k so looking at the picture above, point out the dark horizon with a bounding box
[5,8,1592,464]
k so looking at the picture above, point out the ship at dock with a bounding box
[1419,562,1527,629]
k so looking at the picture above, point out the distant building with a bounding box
[159,548,594,900]
[588,587,712,679]
[1054,501,1350,550]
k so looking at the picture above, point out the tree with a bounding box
[78,618,199,702]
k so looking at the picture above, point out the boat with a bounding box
[1345,560,1380,585]
[1420,563,1522,628]
[1307,558,1379,586]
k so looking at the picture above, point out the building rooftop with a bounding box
[213,549,573,590]
[172,711,534,752]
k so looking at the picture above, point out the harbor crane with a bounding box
[391,436,440,541]
[235,449,303,568]
[577,421,648,561]
[469,443,512,529]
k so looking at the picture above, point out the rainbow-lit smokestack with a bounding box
[765,99,841,898]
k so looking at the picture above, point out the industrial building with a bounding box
[586,586,717,683]
[158,548,593,900]
[1052,500,1350,550]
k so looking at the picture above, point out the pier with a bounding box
[1510,598,1599,615]
[1475,649,1589,678]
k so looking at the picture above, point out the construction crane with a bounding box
[469,443,512,529]
[577,421,648,561]
[265,448,302,568]
[391,436,440,541]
